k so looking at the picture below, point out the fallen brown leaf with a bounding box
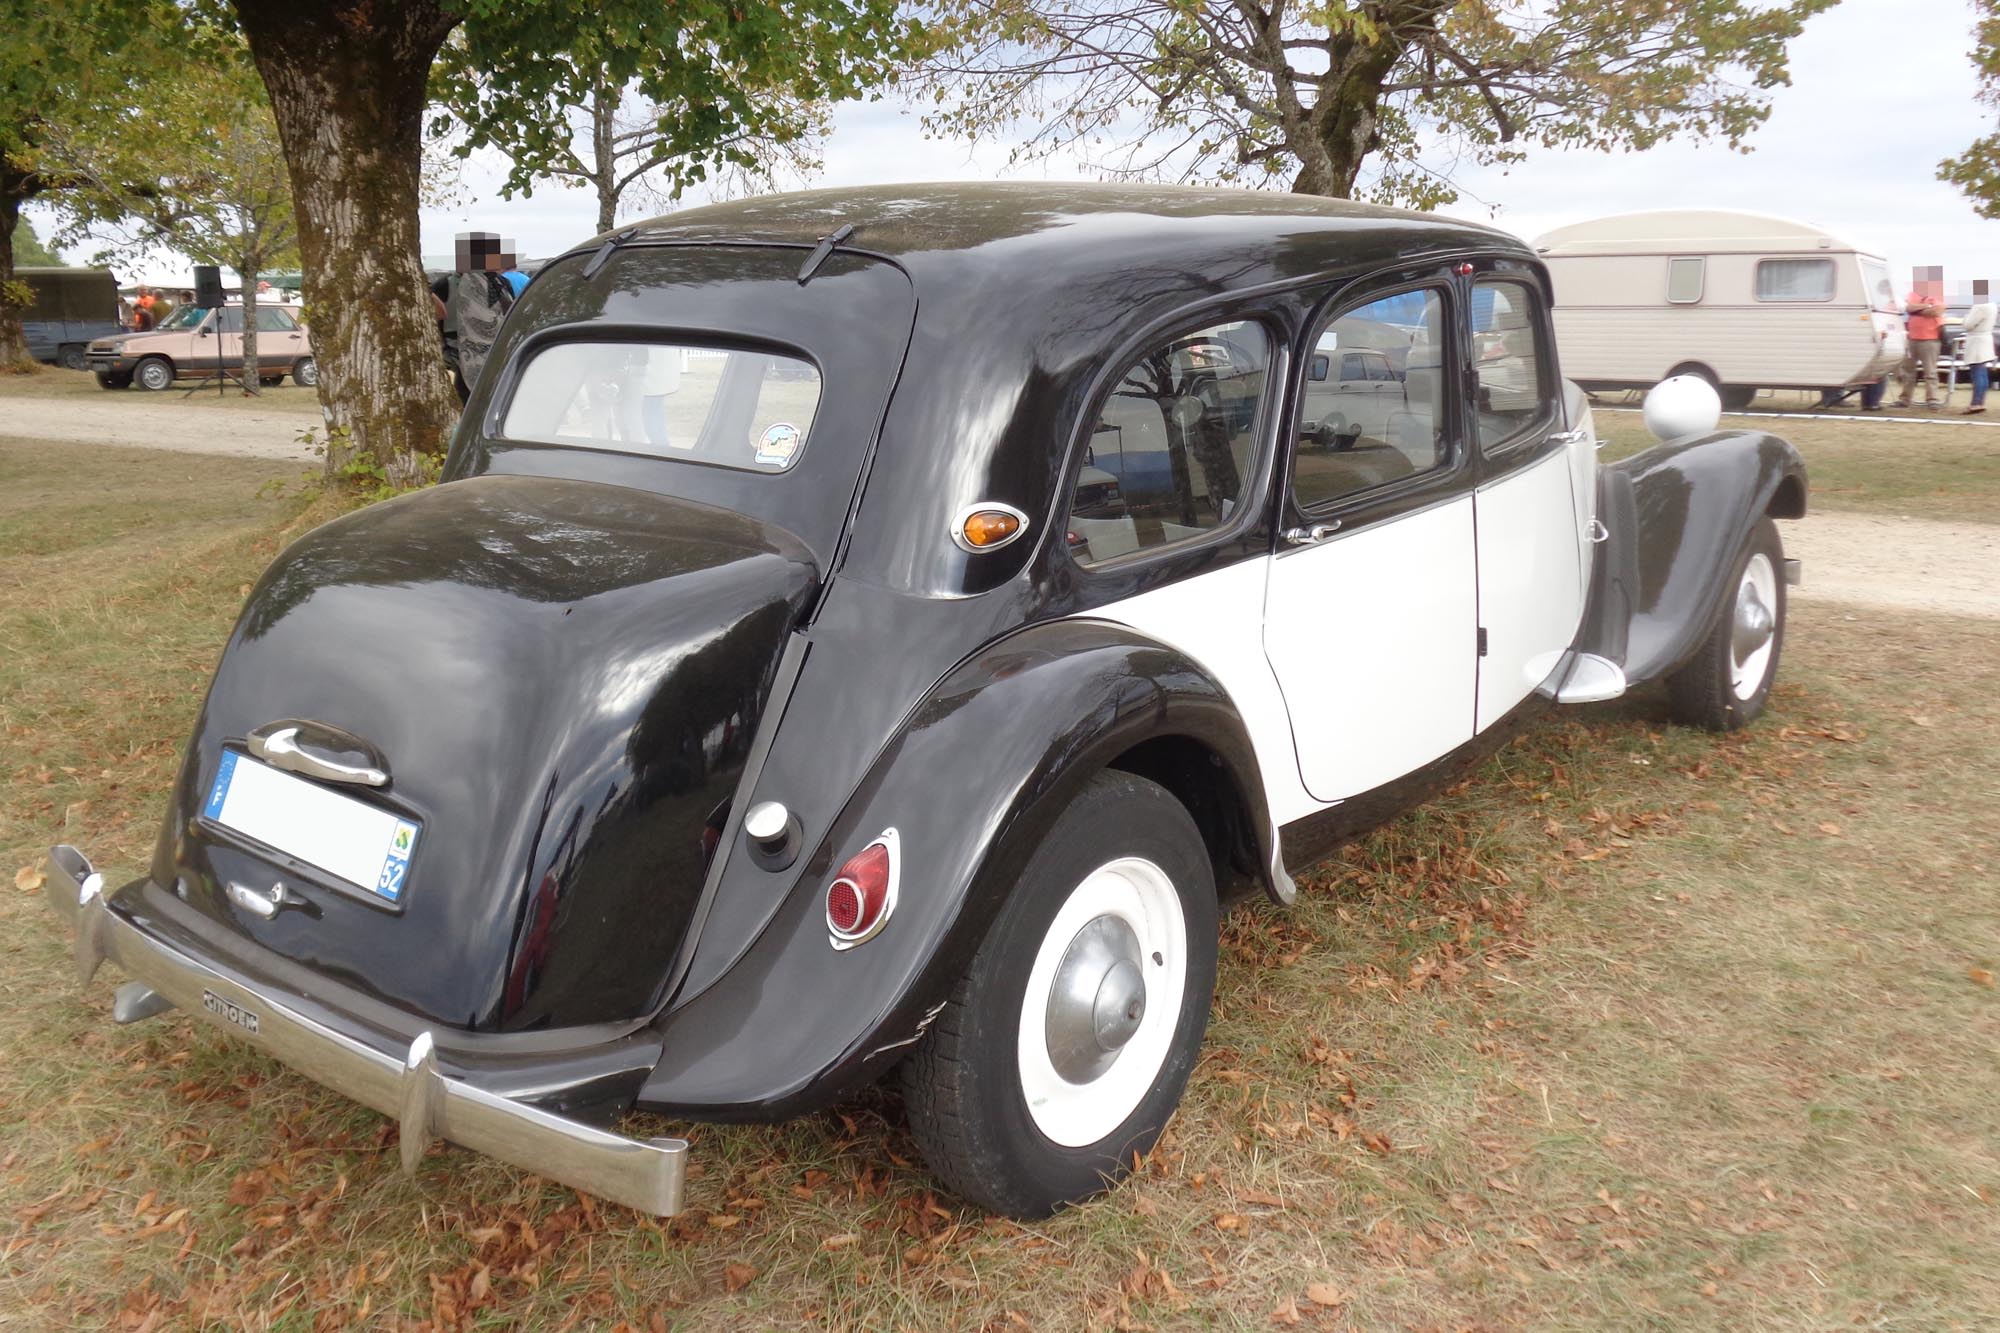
[1970,968,1996,989]
[15,863,43,893]
[1305,1282,1347,1308]
[821,1233,860,1251]
[723,1262,758,1293]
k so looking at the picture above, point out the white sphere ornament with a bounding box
[1643,375,1722,442]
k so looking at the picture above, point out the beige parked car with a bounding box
[86,304,316,391]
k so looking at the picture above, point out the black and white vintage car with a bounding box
[45,185,1806,1219]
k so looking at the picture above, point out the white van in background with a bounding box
[1534,210,1905,409]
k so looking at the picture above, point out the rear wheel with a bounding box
[134,357,175,391]
[901,771,1218,1217]
[1667,516,1786,731]
[1719,385,1757,411]
[291,356,317,388]
[57,344,87,371]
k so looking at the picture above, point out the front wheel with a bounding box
[901,771,1218,1217]
[93,371,131,390]
[1667,516,1786,730]
[291,356,317,388]
[133,357,175,391]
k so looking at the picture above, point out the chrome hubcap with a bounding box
[1017,856,1187,1147]
[1730,552,1779,700]
[1732,585,1774,665]
[1045,915,1147,1084]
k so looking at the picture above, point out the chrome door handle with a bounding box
[1549,427,1589,445]
[247,723,388,787]
[1282,522,1341,547]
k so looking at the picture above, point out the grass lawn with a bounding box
[1593,409,2000,525]
[2,437,1996,1329]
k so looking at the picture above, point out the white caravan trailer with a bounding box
[1534,210,1904,408]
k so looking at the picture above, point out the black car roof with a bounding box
[532,184,1538,600]
[614,182,1528,306]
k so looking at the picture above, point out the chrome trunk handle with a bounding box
[246,720,389,787]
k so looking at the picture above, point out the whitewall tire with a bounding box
[901,770,1218,1217]
[1668,516,1786,731]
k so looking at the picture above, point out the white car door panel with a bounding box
[1474,448,1584,731]
[1264,496,1478,804]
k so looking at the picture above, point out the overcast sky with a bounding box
[59,0,1996,289]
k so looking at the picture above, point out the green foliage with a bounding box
[48,43,300,283]
[1940,1,2000,216]
[10,219,59,265]
[301,423,443,501]
[915,0,1839,204]
[0,0,207,194]
[433,0,932,223]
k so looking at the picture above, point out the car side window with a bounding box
[1067,319,1270,567]
[1293,287,1449,511]
[255,307,297,332]
[216,307,244,334]
[1470,279,1553,451]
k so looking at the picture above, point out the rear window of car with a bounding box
[500,341,822,472]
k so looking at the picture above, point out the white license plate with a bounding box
[201,750,420,904]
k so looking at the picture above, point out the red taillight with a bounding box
[826,831,898,947]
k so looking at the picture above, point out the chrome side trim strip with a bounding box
[44,846,688,1216]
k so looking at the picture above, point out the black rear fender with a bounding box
[1579,429,1807,686]
[639,618,1274,1120]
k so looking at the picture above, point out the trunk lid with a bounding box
[156,475,818,1032]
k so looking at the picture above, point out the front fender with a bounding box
[638,618,1273,1120]
[1581,429,1806,686]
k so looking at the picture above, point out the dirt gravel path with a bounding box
[0,394,316,460]
[1781,514,2000,620]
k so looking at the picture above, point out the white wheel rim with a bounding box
[1016,856,1186,1148]
[1730,552,1778,700]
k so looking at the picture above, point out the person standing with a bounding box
[1961,281,1995,415]
[1896,284,1946,409]
[449,232,517,404]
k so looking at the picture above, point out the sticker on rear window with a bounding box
[755,422,800,468]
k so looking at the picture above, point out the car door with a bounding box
[256,306,305,366]
[1468,273,1587,731]
[208,306,245,370]
[1262,279,1479,804]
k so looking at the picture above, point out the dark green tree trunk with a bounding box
[233,0,461,481]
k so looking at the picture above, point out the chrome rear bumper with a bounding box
[43,846,688,1216]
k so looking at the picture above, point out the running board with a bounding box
[1556,652,1627,704]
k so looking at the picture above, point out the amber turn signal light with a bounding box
[952,502,1030,553]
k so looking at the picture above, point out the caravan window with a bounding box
[1667,257,1705,304]
[1756,258,1836,303]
